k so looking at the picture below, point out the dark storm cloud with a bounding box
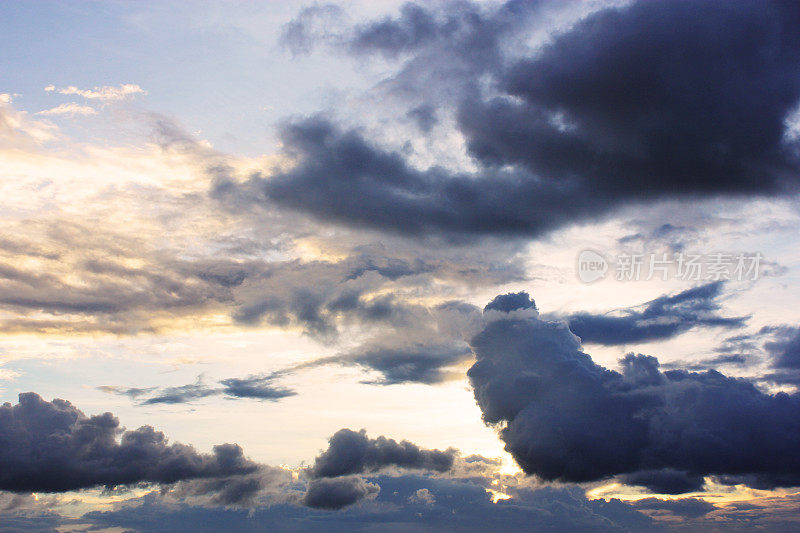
[303,476,379,510]
[266,0,800,239]
[0,392,257,493]
[484,291,536,313]
[310,428,456,478]
[260,116,602,239]
[467,297,800,492]
[619,469,705,495]
[565,282,747,345]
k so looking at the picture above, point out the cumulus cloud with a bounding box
[484,291,536,313]
[468,295,800,492]
[303,476,380,510]
[0,392,258,493]
[310,428,456,478]
[565,282,747,346]
[0,392,481,515]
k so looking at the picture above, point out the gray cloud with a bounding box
[565,282,747,346]
[631,497,716,519]
[303,476,380,510]
[0,392,258,493]
[468,296,800,492]
[101,373,296,405]
[264,0,800,240]
[344,343,473,385]
[219,375,297,400]
[310,428,456,479]
[65,476,662,532]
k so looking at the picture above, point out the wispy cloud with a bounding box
[45,83,146,102]
[36,102,97,116]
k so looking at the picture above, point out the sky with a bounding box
[3,0,800,531]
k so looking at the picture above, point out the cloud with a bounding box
[219,374,297,400]
[765,326,800,370]
[257,115,603,240]
[263,0,800,240]
[406,104,438,132]
[468,295,800,492]
[45,84,146,102]
[484,292,536,313]
[618,469,705,495]
[303,476,380,510]
[282,0,554,70]
[35,103,97,116]
[756,326,800,385]
[66,476,660,532]
[631,497,716,518]
[139,379,219,405]
[408,487,435,504]
[341,343,473,385]
[0,392,258,493]
[280,3,348,56]
[310,428,456,479]
[100,373,296,405]
[245,298,482,386]
[96,386,156,400]
[565,282,747,345]
[0,368,20,381]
